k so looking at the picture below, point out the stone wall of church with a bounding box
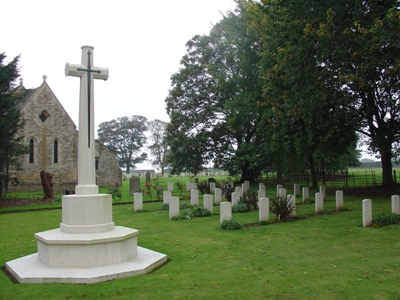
[9,83,78,193]
[9,81,121,194]
[95,142,122,188]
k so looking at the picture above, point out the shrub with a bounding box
[270,195,296,222]
[176,180,184,197]
[232,202,249,213]
[161,203,169,210]
[198,180,211,194]
[180,203,188,209]
[242,190,258,210]
[108,183,121,203]
[220,180,234,202]
[372,213,400,227]
[185,205,212,218]
[221,219,243,230]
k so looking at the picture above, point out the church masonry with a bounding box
[11,77,121,193]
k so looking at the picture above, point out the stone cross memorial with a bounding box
[65,46,108,195]
[5,45,167,284]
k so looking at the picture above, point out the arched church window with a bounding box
[29,138,34,163]
[39,110,50,123]
[53,140,59,163]
[95,157,99,171]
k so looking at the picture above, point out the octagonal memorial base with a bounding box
[5,246,167,284]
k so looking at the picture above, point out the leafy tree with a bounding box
[147,119,169,174]
[246,0,360,187]
[166,5,266,182]
[0,53,27,199]
[97,115,147,173]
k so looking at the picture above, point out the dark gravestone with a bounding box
[146,171,151,183]
[130,176,141,195]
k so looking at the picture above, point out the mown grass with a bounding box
[1,177,400,299]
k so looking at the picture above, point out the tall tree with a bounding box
[0,53,27,198]
[97,115,147,173]
[166,6,266,182]
[312,1,400,186]
[147,119,169,174]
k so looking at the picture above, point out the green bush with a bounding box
[242,190,258,210]
[161,203,169,210]
[185,205,212,218]
[197,180,211,194]
[221,219,243,230]
[232,202,249,212]
[270,195,296,222]
[372,213,400,227]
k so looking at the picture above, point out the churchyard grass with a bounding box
[1,183,399,299]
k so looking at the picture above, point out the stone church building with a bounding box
[10,76,121,193]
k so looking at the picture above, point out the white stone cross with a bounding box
[65,45,109,195]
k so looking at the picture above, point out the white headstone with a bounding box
[134,193,143,212]
[214,188,222,204]
[220,202,232,224]
[259,197,269,222]
[315,192,323,214]
[279,188,287,199]
[235,186,243,197]
[191,189,199,206]
[231,191,240,206]
[336,190,344,210]
[163,190,172,204]
[204,194,213,213]
[302,187,309,203]
[210,182,216,193]
[276,184,283,196]
[391,195,399,214]
[258,189,266,199]
[259,183,265,191]
[168,182,174,192]
[319,185,326,201]
[294,184,300,197]
[362,199,372,227]
[288,194,296,216]
[169,197,180,219]
[186,182,192,191]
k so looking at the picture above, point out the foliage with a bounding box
[197,180,211,194]
[142,178,164,201]
[270,195,296,222]
[175,180,184,196]
[108,182,121,202]
[248,0,400,187]
[147,119,169,174]
[221,219,243,230]
[98,115,148,174]
[232,202,249,213]
[241,190,258,210]
[0,53,28,199]
[184,205,212,218]
[220,180,234,202]
[161,203,169,210]
[165,6,266,181]
[372,213,400,227]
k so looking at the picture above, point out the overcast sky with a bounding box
[2,0,236,127]
[2,0,238,169]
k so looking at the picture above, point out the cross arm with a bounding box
[65,63,109,81]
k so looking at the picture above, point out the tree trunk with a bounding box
[240,162,255,183]
[309,154,318,189]
[40,170,54,199]
[381,151,394,187]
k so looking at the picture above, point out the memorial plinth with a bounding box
[6,45,167,284]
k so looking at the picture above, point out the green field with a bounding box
[1,175,400,299]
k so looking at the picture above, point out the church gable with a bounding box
[10,77,121,193]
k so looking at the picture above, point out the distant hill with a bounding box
[360,158,376,163]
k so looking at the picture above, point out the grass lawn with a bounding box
[0,178,399,299]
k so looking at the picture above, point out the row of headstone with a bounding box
[362,195,400,227]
